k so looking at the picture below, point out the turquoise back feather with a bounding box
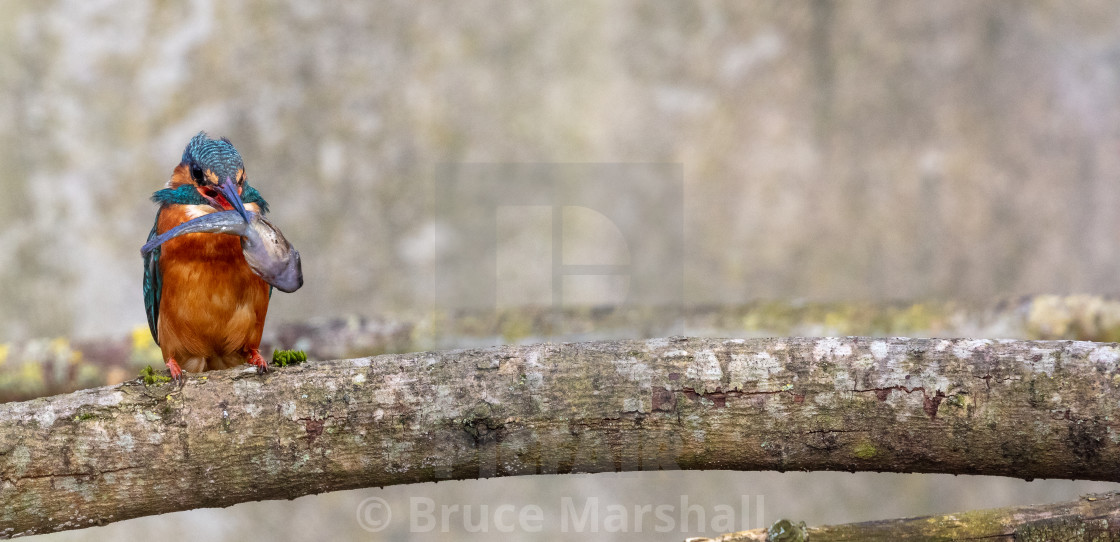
[143,219,163,343]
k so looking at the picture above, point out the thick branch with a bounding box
[696,491,1120,541]
[4,337,1120,537]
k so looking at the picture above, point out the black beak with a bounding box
[217,176,251,223]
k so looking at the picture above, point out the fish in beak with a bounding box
[142,210,303,293]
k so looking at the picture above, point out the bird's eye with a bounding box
[190,165,205,185]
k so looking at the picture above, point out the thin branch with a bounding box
[693,491,1120,541]
[4,337,1120,537]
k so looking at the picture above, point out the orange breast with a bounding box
[156,205,270,371]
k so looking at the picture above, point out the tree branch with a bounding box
[4,337,1120,537]
[694,491,1120,541]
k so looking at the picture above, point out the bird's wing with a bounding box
[143,215,163,345]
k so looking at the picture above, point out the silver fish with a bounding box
[142,211,303,293]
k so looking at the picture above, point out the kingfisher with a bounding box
[143,132,275,381]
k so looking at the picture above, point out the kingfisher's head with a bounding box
[172,132,251,221]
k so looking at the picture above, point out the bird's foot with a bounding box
[165,358,184,385]
[247,348,271,375]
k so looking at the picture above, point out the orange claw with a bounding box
[166,357,183,383]
[247,348,270,375]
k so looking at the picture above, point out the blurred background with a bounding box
[6,0,1120,540]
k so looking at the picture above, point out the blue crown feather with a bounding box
[182,132,244,181]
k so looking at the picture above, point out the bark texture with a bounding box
[4,337,1120,537]
[697,491,1120,541]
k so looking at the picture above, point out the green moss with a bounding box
[271,349,308,367]
[73,412,95,422]
[139,365,171,385]
[944,392,969,408]
[853,440,878,460]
